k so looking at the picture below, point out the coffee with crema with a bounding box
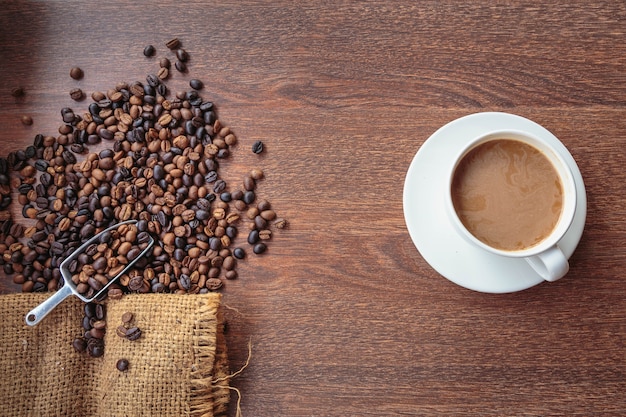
[451,139,563,251]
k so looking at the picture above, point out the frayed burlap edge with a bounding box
[190,295,230,417]
[0,292,230,417]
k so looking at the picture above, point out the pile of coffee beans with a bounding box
[72,302,106,358]
[0,38,286,298]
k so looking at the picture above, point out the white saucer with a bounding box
[403,112,587,293]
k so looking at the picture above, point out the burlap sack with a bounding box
[0,292,229,417]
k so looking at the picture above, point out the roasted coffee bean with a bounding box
[116,358,129,371]
[213,179,226,194]
[143,45,156,57]
[223,256,235,270]
[248,230,259,245]
[178,274,191,290]
[233,247,246,259]
[116,325,128,338]
[11,86,25,98]
[189,79,203,90]
[84,303,96,318]
[157,67,169,81]
[127,275,144,291]
[69,88,84,101]
[99,128,114,140]
[121,312,134,324]
[250,168,264,180]
[165,38,181,50]
[231,190,244,201]
[17,183,32,194]
[206,278,223,290]
[92,256,108,272]
[174,60,187,73]
[243,191,256,204]
[108,287,123,299]
[87,339,104,357]
[146,74,160,88]
[255,215,268,230]
[127,246,142,261]
[92,320,106,330]
[205,171,218,183]
[253,242,267,254]
[61,107,75,123]
[72,337,87,353]
[125,327,142,341]
[176,49,189,62]
[21,115,33,126]
[159,57,171,68]
[243,176,255,191]
[252,140,264,154]
[69,66,84,80]
[24,145,36,159]
[89,327,105,339]
[95,303,105,320]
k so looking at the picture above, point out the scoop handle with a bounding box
[25,285,73,326]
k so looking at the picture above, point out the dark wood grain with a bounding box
[1,1,625,416]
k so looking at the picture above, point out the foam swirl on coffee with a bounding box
[451,139,563,251]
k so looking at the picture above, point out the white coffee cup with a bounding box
[445,130,578,282]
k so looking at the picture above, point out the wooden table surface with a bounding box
[1,1,625,416]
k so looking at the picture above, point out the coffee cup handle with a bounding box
[525,245,569,282]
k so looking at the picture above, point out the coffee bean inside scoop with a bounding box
[70,223,152,297]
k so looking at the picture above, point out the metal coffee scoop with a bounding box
[25,220,155,326]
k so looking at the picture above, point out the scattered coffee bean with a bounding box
[87,339,104,357]
[143,45,156,57]
[157,67,169,80]
[174,60,187,73]
[243,190,256,204]
[20,115,33,126]
[233,247,246,259]
[72,337,87,353]
[69,66,84,80]
[159,57,171,69]
[190,79,203,90]
[252,140,264,154]
[248,230,259,245]
[116,325,129,338]
[165,38,181,50]
[176,48,189,62]
[273,218,288,229]
[69,88,84,101]
[11,87,25,98]
[250,168,264,180]
[253,242,267,254]
[116,358,129,371]
[125,327,142,341]
[121,311,134,325]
